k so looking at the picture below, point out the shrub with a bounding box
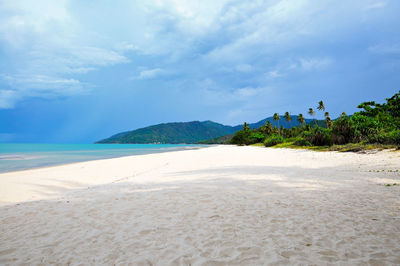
[351,114,379,141]
[230,130,249,145]
[365,131,389,144]
[332,115,357,144]
[230,130,265,145]
[303,127,332,146]
[248,132,265,144]
[388,130,400,145]
[363,130,400,145]
[264,134,284,147]
[293,137,312,146]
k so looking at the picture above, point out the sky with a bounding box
[0,0,399,143]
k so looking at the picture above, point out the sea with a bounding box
[0,143,204,173]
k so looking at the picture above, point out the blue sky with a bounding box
[0,0,399,143]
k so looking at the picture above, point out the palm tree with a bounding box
[308,108,316,126]
[308,108,315,117]
[264,121,273,135]
[284,112,292,128]
[297,113,305,126]
[273,113,280,129]
[325,116,332,128]
[341,112,347,117]
[324,112,329,118]
[243,122,250,132]
[317,100,325,112]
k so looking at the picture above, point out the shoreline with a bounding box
[0,145,218,205]
[0,144,207,175]
[1,146,400,264]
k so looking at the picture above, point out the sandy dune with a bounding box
[1,145,400,265]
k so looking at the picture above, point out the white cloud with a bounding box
[10,75,84,95]
[0,0,71,48]
[66,46,129,67]
[202,0,321,63]
[0,1,130,108]
[199,78,267,105]
[25,46,129,76]
[0,0,396,111]
[0,74,87,108]
[115,42,140,52]
[263,57,332,79]
[365,1,387,9]
[67,67,97,74]
[267,70,284,79]
[234,87,259,97]
[142,0,229,36]
[135,68,167,80]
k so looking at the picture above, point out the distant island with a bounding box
[96,116,317,144]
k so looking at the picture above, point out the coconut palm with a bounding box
[284,112,292,128]
[325,116,332,128]
[308,108,315,117]
[297,113,305,126]
[264,121,273,135]
[243,122,250,132]
[324,111,329,118]
[308,108,316,126]
[341,112,347,117]
[317,100,325,112]
[273,113,280,134]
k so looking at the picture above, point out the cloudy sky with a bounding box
[0,0,399,143]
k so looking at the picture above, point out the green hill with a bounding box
[97,116,321,144]
[97,121,238,144]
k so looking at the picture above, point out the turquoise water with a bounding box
[0,143,203,173]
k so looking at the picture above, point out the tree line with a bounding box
[230,91,400,147]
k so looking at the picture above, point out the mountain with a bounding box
[97,121,238,144]
[97,116,323,144]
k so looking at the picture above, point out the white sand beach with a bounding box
[1,145,400,265]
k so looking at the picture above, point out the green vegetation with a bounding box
[264,134,284,147]
[230,91,400,151]
[250,143,265,147]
